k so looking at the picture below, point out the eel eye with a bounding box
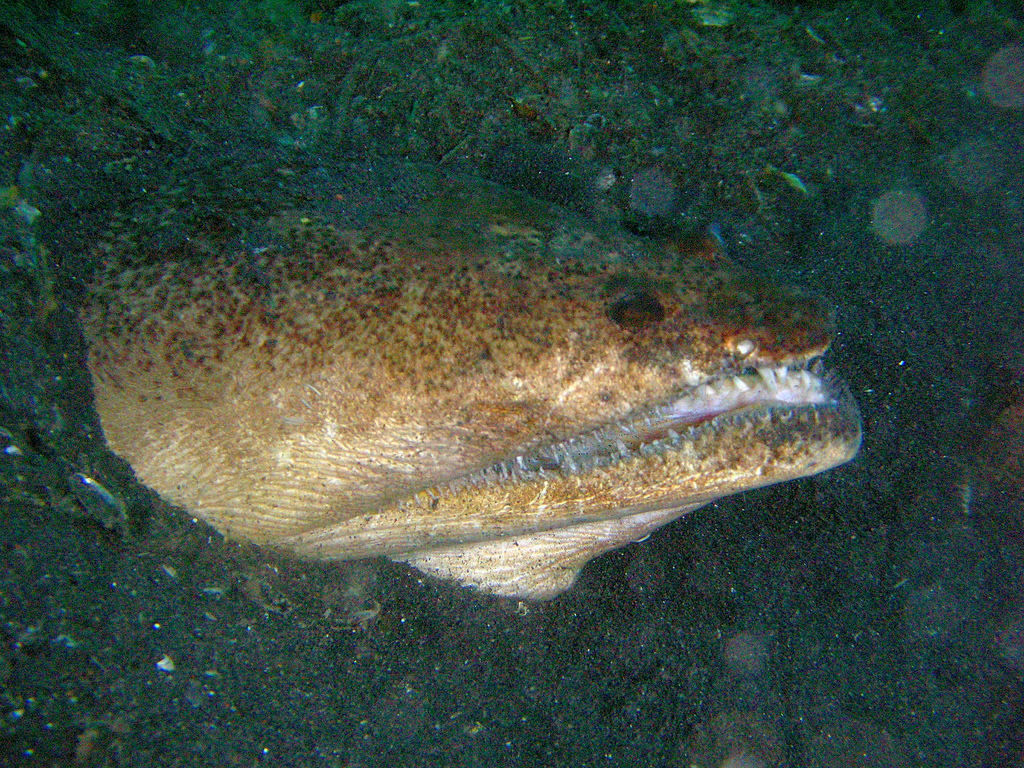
[608,288,665,331]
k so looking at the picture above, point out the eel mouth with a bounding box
[470,363,861,483]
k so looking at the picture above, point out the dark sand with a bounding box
[0,1,1022,765]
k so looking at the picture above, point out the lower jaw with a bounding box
[480,366,858,482]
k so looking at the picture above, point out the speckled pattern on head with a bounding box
[82,173,860,599]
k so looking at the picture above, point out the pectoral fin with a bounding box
[395,505,699,599]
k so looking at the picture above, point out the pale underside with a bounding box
[93,349,859,598]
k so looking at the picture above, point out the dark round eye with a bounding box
[608,288,665,331]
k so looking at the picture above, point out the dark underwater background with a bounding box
[1,0,1023,765]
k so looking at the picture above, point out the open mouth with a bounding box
[464,364,855,485]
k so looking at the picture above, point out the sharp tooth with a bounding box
[779,365,788,380]
[558,447,578,473]
[801,370,813,389]
[758,367,778,390]
[733,376,750,392]
[616,438,629,457]
[701,384,715,398]
[667,429,680,443]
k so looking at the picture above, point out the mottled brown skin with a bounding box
[82,182,858,598]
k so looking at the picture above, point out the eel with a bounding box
[81,170,861,600]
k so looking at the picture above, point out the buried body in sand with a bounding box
[80,172,860,600]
